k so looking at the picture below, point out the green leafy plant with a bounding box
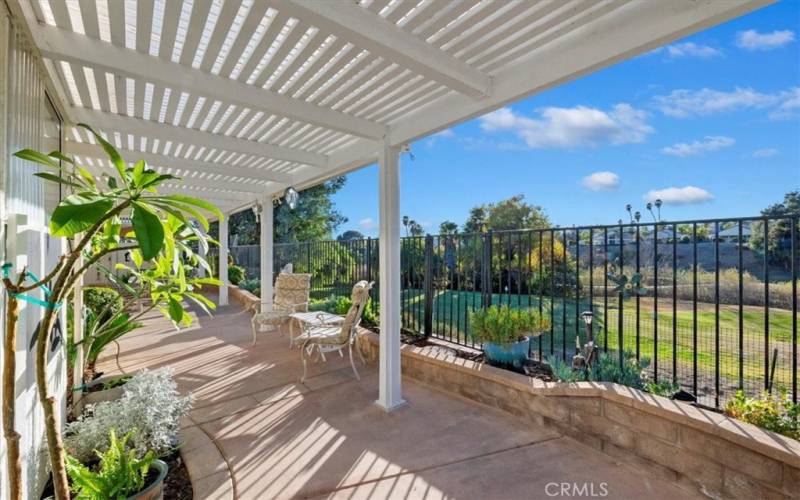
[469,305,550,345]
[239,278,260,296]
[1,123,222,498]
[548,351,650,390]
[309,294,378,327]
[228,265,246,285]
[725,390,799,440]
[65,429,157,499]
[83,287,123,321]
[644,380,681,398]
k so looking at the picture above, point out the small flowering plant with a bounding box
[65,368,193,462]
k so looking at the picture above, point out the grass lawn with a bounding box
[400,288,797,396]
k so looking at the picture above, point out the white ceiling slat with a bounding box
[78,0,101,38]
[218,1,271,77]
[415,0,480,43]
[268,30,325,92]
[176,94,201,127]
[68,140,294,186]
[81,160,275,196]
[479,0,631,72]
[158,0,183,59]
[178,0,213,67]
[70,106,328,167]
[274,0,492,99]
[402,0,450,33]
[107,0,126,47]
[336,65,405,112]
[384,0,418,25]
[253,21,310,89]
[274,0,491,98]
[441,1,534,53]
[318,58,390,107]
[460,1,594,63]
[367,0,392,15]
[136,0,155,54]
[297,47,368,103]
[283,38,348,98]
[133,78,146,118]
[199,0,243,72]
[235,11,290,83]
[32,24,384,138]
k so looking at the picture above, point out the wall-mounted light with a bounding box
[284,186,299,210]
[252,201,263,223]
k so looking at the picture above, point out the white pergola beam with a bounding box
[69,107,329,168]
[28,24,384,140]
[376,142,405,412]
[293,0,771,190]
[65,140,294,185]
[275,0,492,99]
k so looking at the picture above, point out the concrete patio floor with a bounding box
[95,301,702,500]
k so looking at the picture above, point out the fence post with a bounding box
[423,235,434,337]
[481,231,493,308]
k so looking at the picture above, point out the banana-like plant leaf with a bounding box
[78,123,127,180]
[153,194,224,220]
[131,202,165,260]
[33,172,83,189]
[50,193,114,236]
[14,149,60,168]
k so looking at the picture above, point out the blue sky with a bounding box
[330,1,799,237]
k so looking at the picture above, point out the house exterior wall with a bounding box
[0,7,66,499]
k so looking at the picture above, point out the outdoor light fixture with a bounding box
[581,311,593,327]
[284,187,299,210]
[252,201,262,223]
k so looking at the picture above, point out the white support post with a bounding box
[376,142,406,412]
[260,197,274,313]
[218,215,229,306]
[197,232,207,279]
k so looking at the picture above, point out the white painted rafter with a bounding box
[27,23,385,139]
[69,107,328,168]
[65,140,294,185]
[273,0,492,99]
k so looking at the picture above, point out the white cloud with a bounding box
[665,42,721,58]
[653,86,799,119]
[479,104,653,149]
[661,136,735,157]
[753,148,779,158]
[424,128,455,147]
[735,29,795,51]
[358,217,377,231]
[644,186,714,205]
[581,171,620,191]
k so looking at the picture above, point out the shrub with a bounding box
[309,294,378,327]
[84,287,123,322]
[548,351,649,390]
[228,265,246,285]
[469,305,550,345]
[65,368,193,461]
[66,429,156,499]
[239,278,260,297]
[725,390,799,440]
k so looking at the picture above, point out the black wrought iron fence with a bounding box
[229,215,797,409]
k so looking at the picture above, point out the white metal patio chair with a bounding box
[251,273,311,346]
[299,280,373,383]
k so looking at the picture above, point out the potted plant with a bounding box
[65,429,168,500]
[469,306,550,367]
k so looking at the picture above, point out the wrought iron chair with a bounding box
[251,273,311,346]
[299,280,373,383]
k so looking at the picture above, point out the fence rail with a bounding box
[229,215,798,409]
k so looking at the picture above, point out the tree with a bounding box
[227,178,348,245]
[2,125,221,499]
[275,178,347,243]
[462,194,549,232]
[439,220,458,235]
[750,191,800,268]
[408,220,425,236]
[337,230,365,241]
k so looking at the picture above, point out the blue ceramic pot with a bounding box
[483,336,530,367]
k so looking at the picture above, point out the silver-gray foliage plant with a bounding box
[65,368,193,461]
